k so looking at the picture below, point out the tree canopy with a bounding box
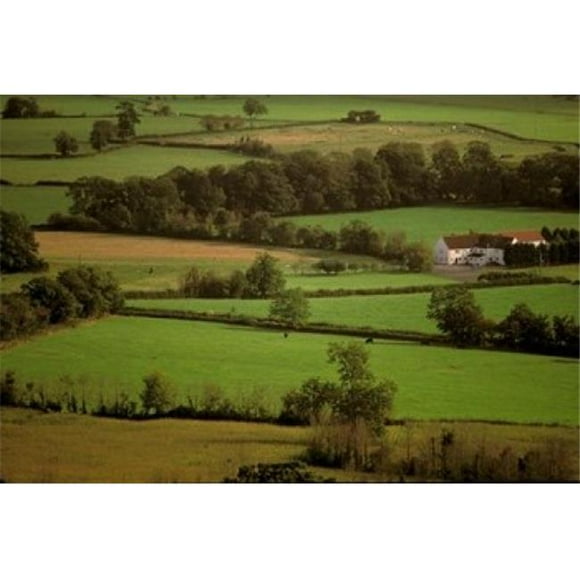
[0,210,47,273]
[269,288,310,327]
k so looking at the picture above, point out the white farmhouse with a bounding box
[433,231,546,267]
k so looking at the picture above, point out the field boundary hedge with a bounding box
[119,307,445,344]
[123,276,573,300]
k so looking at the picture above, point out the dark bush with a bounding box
[223,462,335,483]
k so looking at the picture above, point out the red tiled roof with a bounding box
[499,230,546,243]
[442,234,480,249]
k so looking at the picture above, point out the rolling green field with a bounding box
[147,95,579,142]
[0,186,69,224]
[284,206,580,246]
[285,271,452,290]
[2,316,578,425]
[0,116,209,156]
[127,284,579,334]
[163,121,576,160]
[1,145,250,184]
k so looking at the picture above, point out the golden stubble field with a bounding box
[34,231,311,262]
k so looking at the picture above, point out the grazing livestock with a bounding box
[284,332,289,338]
[365,337,374,344]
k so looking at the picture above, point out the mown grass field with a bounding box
[127,283,579,333]
[0,185,69,224]
[0,145,251,184]
[284,205,580,246]
[163,121,576,161]
[2,316,578,425]
[2,407,577,483]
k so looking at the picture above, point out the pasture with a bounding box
[127,283,579,333]
[2,316,578,425]
[0,231,388,292]
[0,186,69,225]
[284,205,580,246]
[0,145,250,184]
[2,407,577,483]
[149,95,579,142]
[161,121,577,160]
[0,116,210,156]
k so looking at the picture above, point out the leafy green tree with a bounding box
[0,211,47,273]
[21,277,80,324]
[54,131,79,157]
[280,378,340,424]
[89,120,117,151]
[2,96,39,118]
[57,266,124,317]
[314,259,347,275]
[403,241,432,272]
[339,220,385,257]
[181,266,203,297]
[0,294,44,341]
[431,140,463,199]
[245,253,286,298]
[427,286,488,346]
[116,100,140,140]
[140,372,176,415]
[269,288,310,327]
[243,97,268,126]
[496,303,553,353]
[375,141,428,204]
[227,269,248,298]
[461,141,503,202]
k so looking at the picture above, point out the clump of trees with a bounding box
[90,120,117,152]
[427,286,491,347]
[342,110,381,123]
[116,100,140,140]
[199,115,244,131]
[243,98,268,126]
[53,131,79,157]
[269,288,310,327]
[230,137,274,158]
[1,96,53,118]
[281,341,398,469]
[180,253,285,299]
[224,462,335,483]
[426,286,578,357]
[0,210,47,273]
[0,266,124,342]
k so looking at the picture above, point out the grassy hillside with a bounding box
[284,206,579,246]
[0,186,69,225]
[0,145,251,184]
[127,284,579,333]
[2,316,578,424]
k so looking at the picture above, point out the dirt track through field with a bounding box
[35,231,308,262]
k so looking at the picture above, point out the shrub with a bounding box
[140,372,176,415]
[224,462,335,483]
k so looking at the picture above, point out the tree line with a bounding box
[0,265,124,342]
[427,286,579,357]
[504,227,579,267]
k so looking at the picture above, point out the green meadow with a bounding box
[0,116,210,156]
[153,95,579,142]
[0,186,69,224]
[2,316,577,425]
[1,145,250,184]
[284,206,579,246]
[127,284,579,334]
